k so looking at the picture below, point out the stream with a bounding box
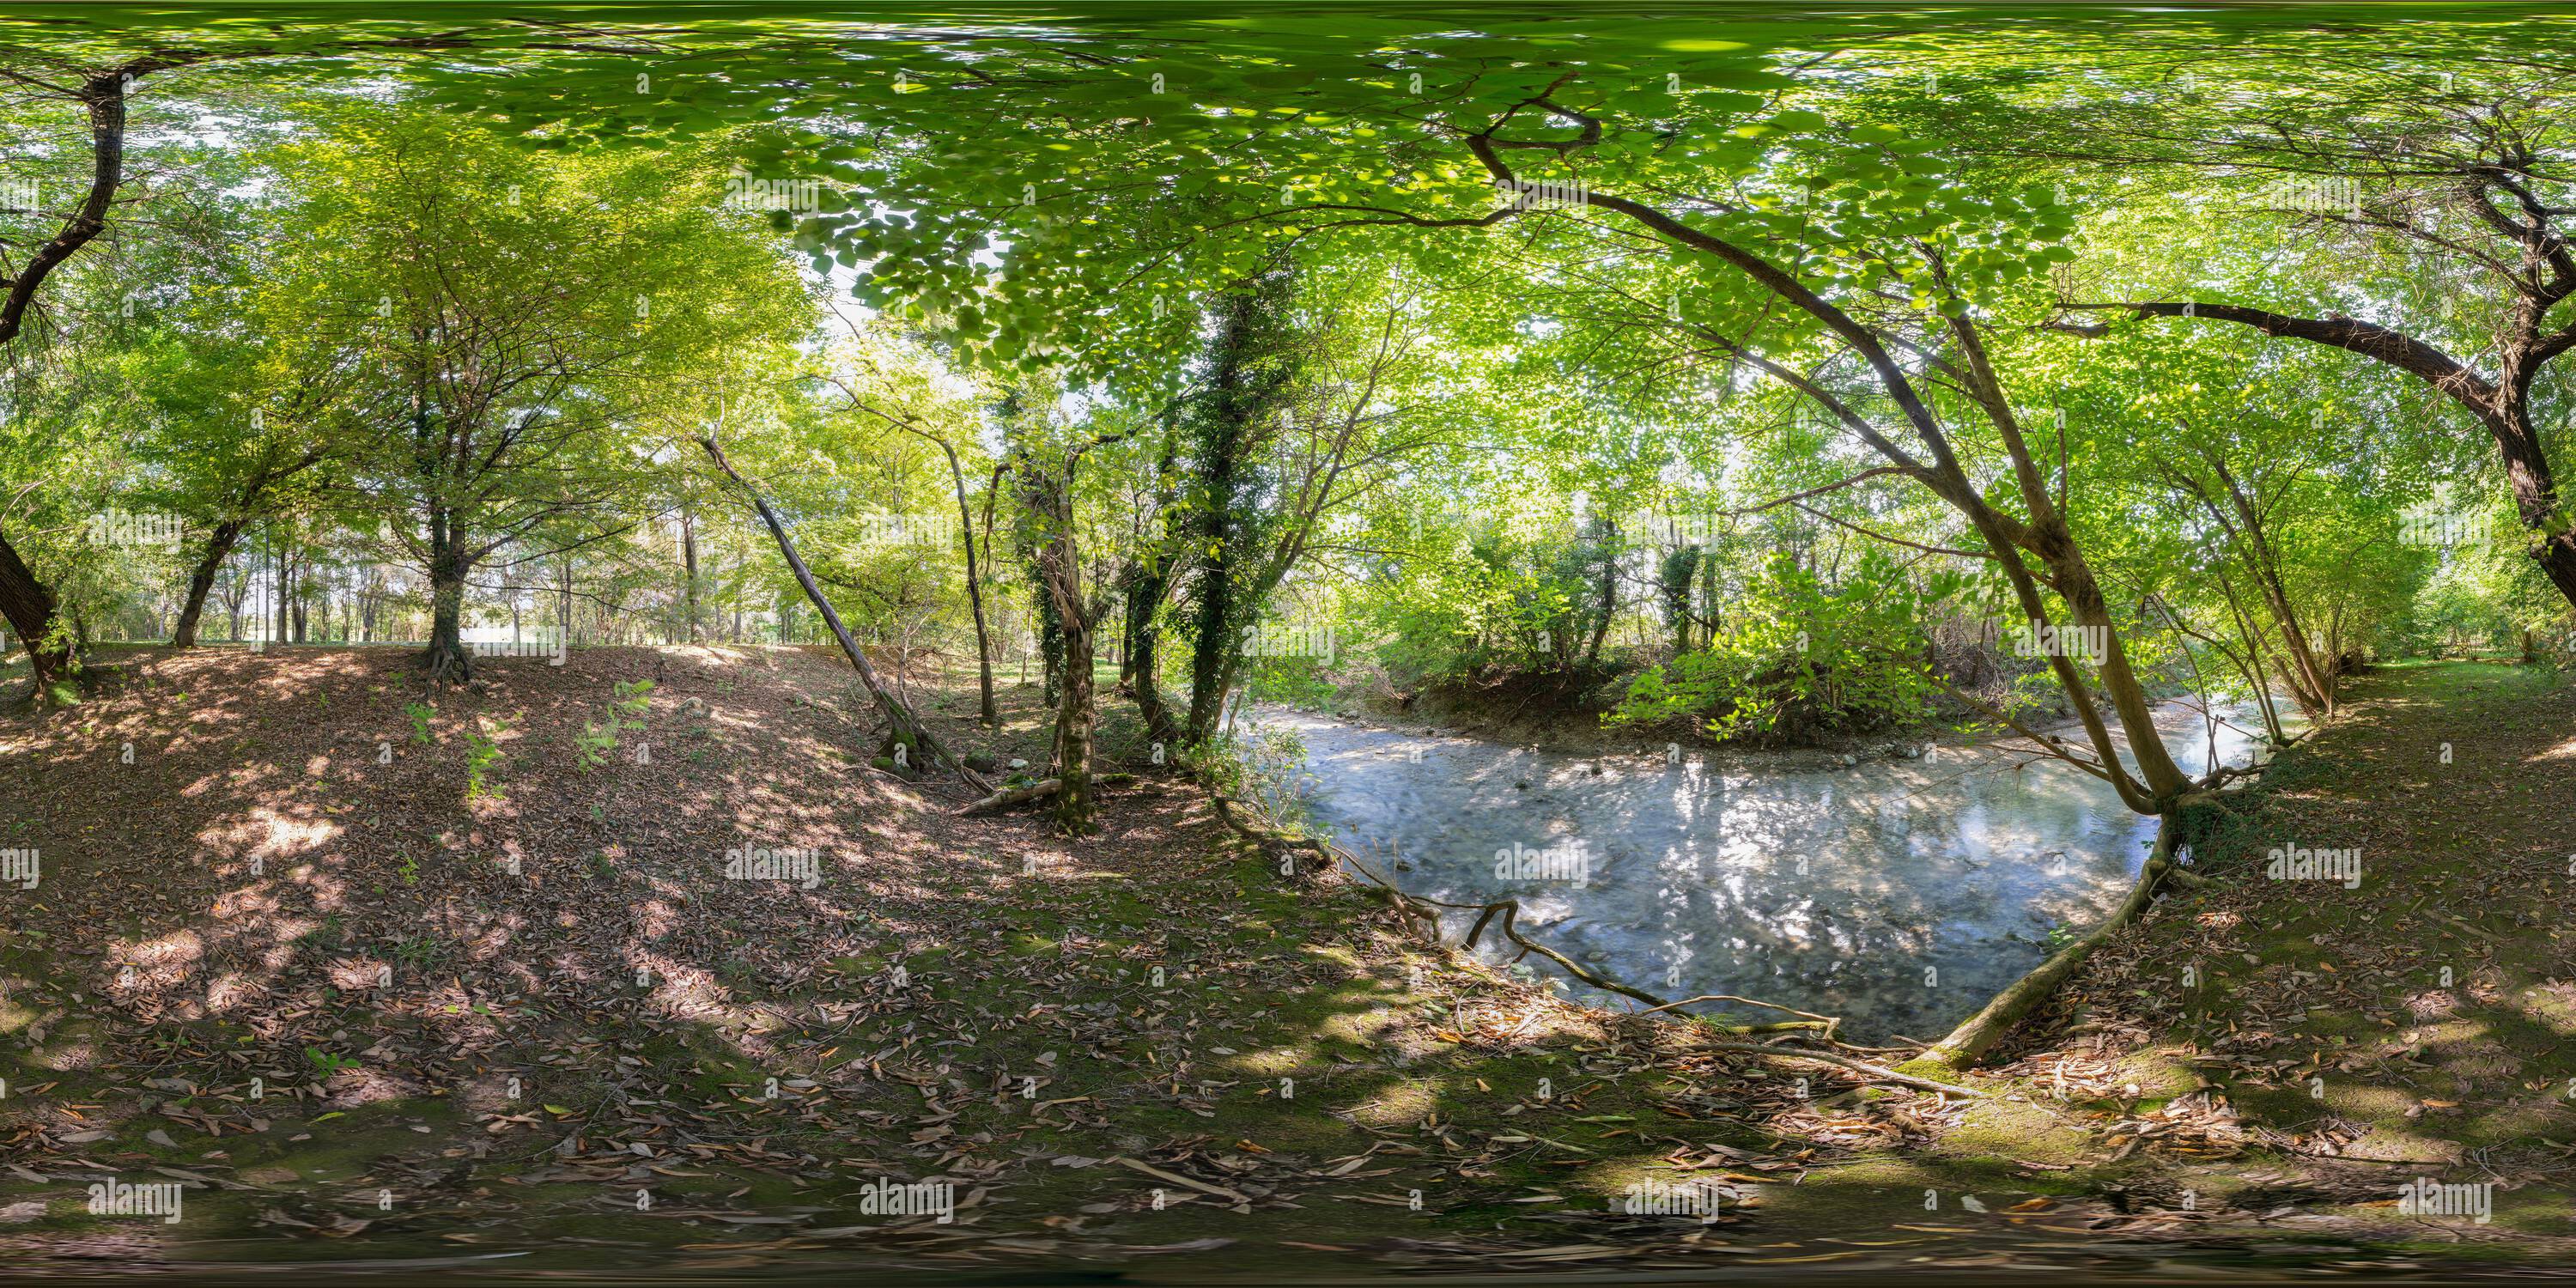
[1257,701,2295,1043]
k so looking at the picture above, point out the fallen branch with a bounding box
[1697,1042,1990,1099]
[1637,993,1844,1039]
[1109,1156,1248,1205]
[1457,896,1665,1007]
[959,774,1135,816]
[1211,787,1919,1075]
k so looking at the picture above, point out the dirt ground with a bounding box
[0,646,2567,1280]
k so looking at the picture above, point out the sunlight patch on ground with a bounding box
[110,929,207,987]
[196,807,341,870]
[204,969,264,1013]
[327,957,390,990]
[1341,1078,1440,1128]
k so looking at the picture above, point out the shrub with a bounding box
[1609,550,1949,743]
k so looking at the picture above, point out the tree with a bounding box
[814,322,1004,726]
[252,110,807,683]
[2023,60,2576,611]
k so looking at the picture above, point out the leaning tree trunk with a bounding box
[957,496,997,726]
[1916,814,2191,1071]
[697,432,978,784]
[170,519,246,648]
[0,529,70,691]
[2486,400,2576,609]
[918,434,996,725]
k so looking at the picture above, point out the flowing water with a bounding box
[1258,702,2294,1042]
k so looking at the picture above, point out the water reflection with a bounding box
[1261,703,2293,1042]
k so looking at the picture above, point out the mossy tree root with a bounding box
[1916,813,2187,1072]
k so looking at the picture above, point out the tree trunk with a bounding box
[2215,568,2286,744]
[2207,459,2334,718]
[1123,562,1180,746]
[1020,461,1098,834]
[1181,277,1297,746]
[170,519,246,647]
[424,510,473,683]
[1583,520,1617,667]
[1052,575,1097,833]
[1183,438,1242,745]
[943,444,997,725]
[270,533,287,648]
[680,509,702,644]
[0,529,70,690]
[0,69,134,347]
[2093,297,2576,614]
[1016,516,1066,708]
[696,432,975,781]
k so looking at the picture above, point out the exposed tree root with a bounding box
[960,774,1135,816]
[1207,793,1338,878]
[1692,1041,1991,1099]
[1917,813,2186,1071]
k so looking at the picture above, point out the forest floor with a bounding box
[0,646,2567,1281]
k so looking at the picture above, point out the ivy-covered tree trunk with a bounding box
[1017,528,1065,708]
[1182,270,1297,744]
[1658,545,1701,656]
[1121,561,1181,748]
[1118,421,1187,748]
[1050,574,1097,834]
[1180,399,1241,745]
[1583,518,1618,668]
[424,508,474,684]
